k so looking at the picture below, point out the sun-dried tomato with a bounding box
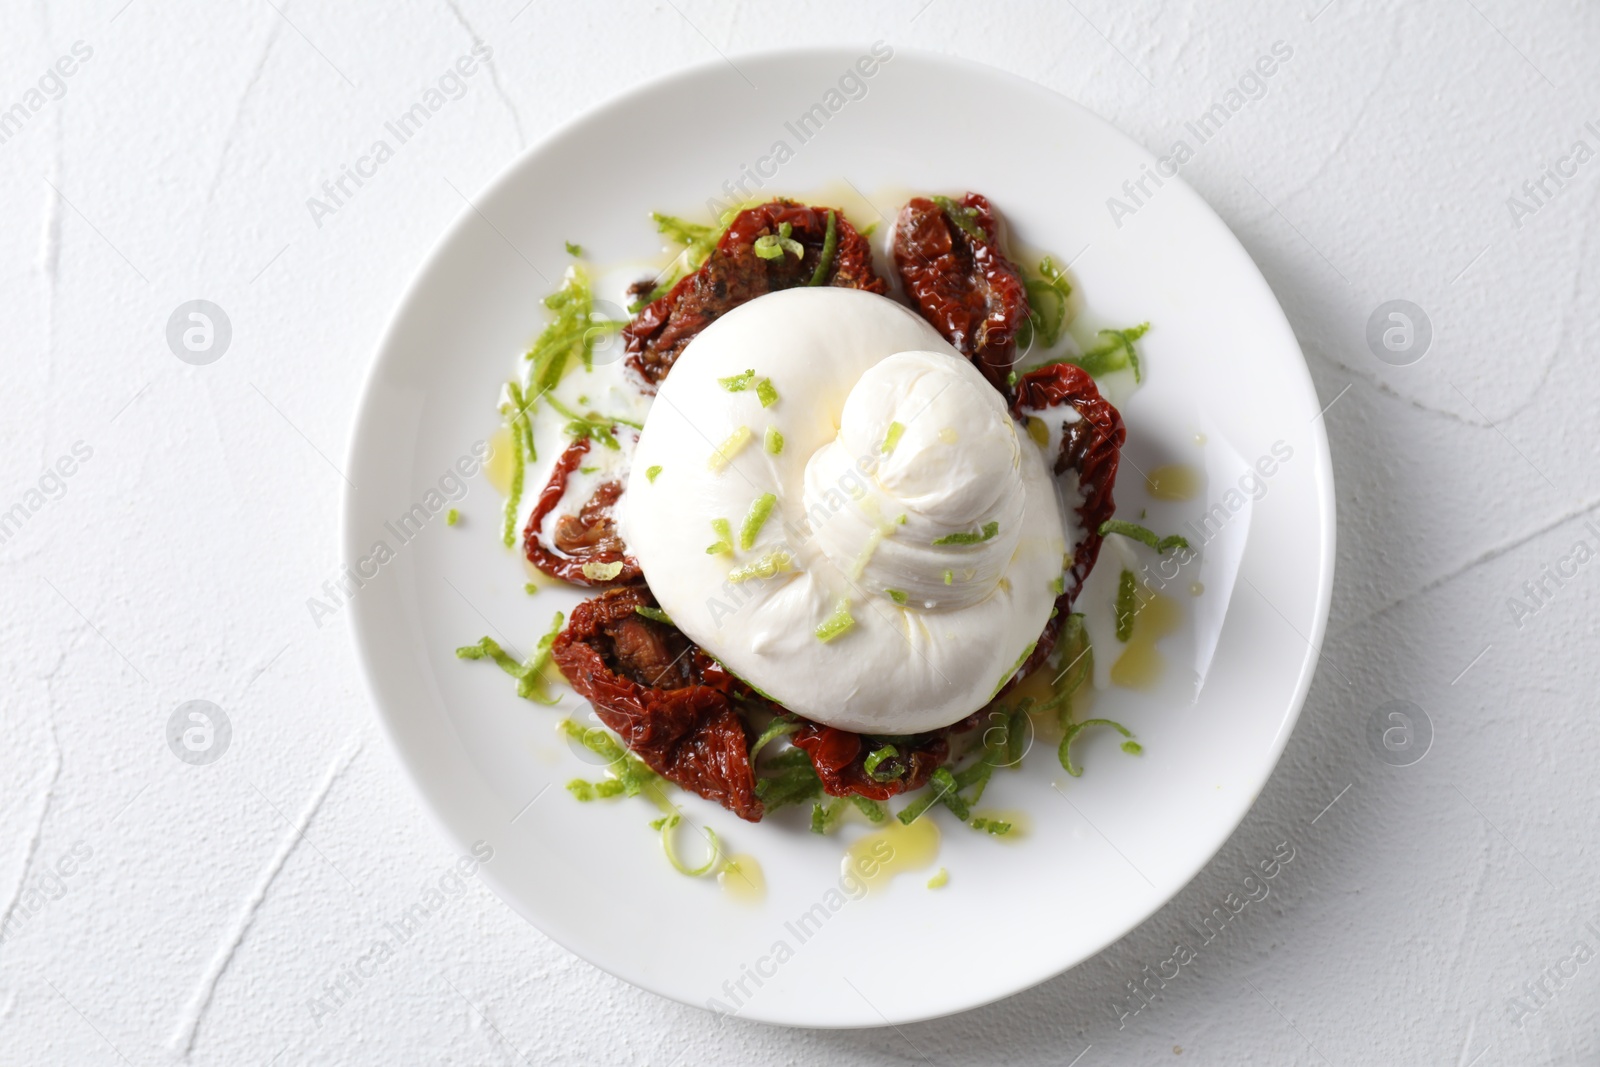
[1014,361,1126,607]
[892,193,1029,394]
[623,200,887,386]
[551,587,763,821]
[789,722,948,801]
[984,363,1126,699]
[522,435,641,587]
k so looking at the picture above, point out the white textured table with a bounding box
[4,2,1597,1063]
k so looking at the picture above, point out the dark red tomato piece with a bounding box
[623,199,887,386]
[892,193,1029,394]
[789,721,948,801]
[984,363,1126,700]
[522,435,642,587]
[1014,361,1126,607]
[551,587,763,821]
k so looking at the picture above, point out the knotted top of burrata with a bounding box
[618,287,1065,734]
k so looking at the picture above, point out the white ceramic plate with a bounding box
[344,48,1335,1028]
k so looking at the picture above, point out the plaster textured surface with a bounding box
[2,1,1597,1063]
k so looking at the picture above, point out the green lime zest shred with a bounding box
[525,264,626,391]
[934,521,999,546]
[1021,256,1073,350]
[990,640,1039,700]
[853,796,887,823]
[897,766,970,825]
[1059,718,1136,777]
[559,718,659,797]
[808,210,838,286]
[581,560,624,582]
[1040,613,1093,723]
[932,195,984,242]
[756,377,779,408]
[719,368,756,392]
[753,221,804,260]
[543,393,641,450]
[738,492,777,550]
[764,426,784,454]
[754,747,823,810]
[930,767,970,820]
[727,550,793,583]
[1048,323,1150,382]
[810,798,845,834]
[446,508,459,526]
[633,605,673,624]
[885,588,908,605]
[628,213,728,312]
[645,465,662,483]
[864,745,903,782]
[970,816,1013,836]
[814,599,855,642]
[748,716,799,764]
[1100,518,1189,554]
[500,383,532,546]
[707,426,753,472]
[882,420,905,454]
[564,240,582,257]
[1114,569,1139,642]
[706,517,734,556]
[943,569,955,585]
[455,611,565,705]
[659,813,721,877]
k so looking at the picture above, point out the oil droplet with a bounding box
[719,854,766,904]
[843,813,940,893]
[1111,593,1182,690]
[1145,464,1201,501]
[485,425,515,496]
[1188,581,1205,597]
[1010,661,1060,708]
[1193,432,1207,446]
[939,427,960,444]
